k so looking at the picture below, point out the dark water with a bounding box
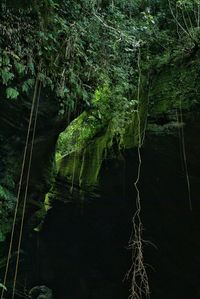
[28,200,131,299]
[22,127,200,299]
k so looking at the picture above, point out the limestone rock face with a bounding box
[1,47,200,240]
[48,53,200,202]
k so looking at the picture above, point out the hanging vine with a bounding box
[125,49,150,299]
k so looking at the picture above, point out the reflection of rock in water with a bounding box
[29,286,53,299]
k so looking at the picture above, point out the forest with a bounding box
[0,0,200,298]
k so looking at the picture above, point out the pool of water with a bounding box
[22,129,200,299]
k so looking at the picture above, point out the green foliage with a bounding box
[1,69,14,85]
[22,79,35,93]
[57,75,140,157]
[1,0,200,241]
[57,126,114,187]
[14,61,26,75]
[1,0,199,110]
[51,0,200,190]
[55,73,144,187]
[0,0,148,115]
[6,87,19,99]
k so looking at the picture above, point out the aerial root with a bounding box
[125,214,150,299]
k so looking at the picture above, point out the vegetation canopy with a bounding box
[1,0,200,298]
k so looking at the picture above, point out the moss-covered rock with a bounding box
[48,50,200,199]
[149,51,200,118]
[49,94,147,198]
[57,125,114,188]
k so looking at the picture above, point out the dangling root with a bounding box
[125,145,150,299]
[125,48,150,299]
[126,207,150,299]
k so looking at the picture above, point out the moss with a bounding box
[50,80,150,192]
[45,54,200,201]
[122,116,138,149]
[48,53,200,195]
[57,125,114,188]
[149,57,200,116]
[44,193,52,211]
[57,111,104,157]
[54,102,148,190]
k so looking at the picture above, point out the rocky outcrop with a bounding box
[46,51,200,205]
[0,86,71,241]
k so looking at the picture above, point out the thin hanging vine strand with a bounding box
[0,78,39,299]
[12,81,42,299]
[127,48,150,299]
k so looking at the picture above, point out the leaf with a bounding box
[6,87,19,99]
[0,283,7,291]
[14,61,26,75]
[22,79,35,93]
[38,72,46,82]
[2,54,10,66]
[27,60,35,75]
[1,69,14,85]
